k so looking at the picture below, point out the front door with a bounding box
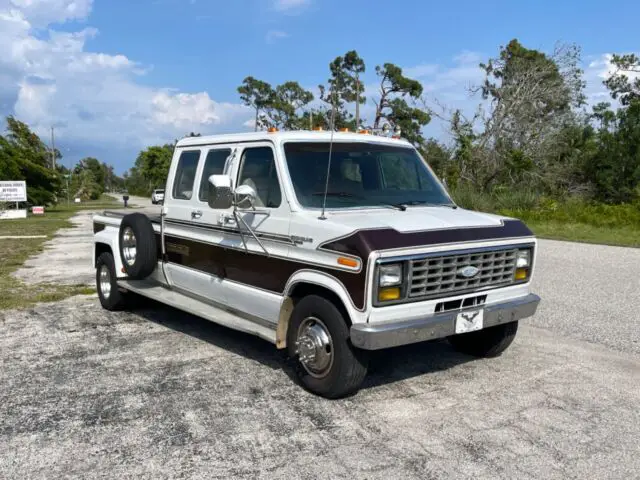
[221,143,292,323]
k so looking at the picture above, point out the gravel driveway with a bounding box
[1,212,639,479]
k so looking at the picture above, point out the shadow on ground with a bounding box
[130,296,475,393]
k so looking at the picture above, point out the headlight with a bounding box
[516,249,531,268]
[379,264,403,287]
[515,248,532,281]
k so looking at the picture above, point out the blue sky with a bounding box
[1,0,638,173]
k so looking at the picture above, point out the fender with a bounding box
[275,270,371,348]
[94,226,126,278]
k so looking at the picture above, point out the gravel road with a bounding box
[1,209,639,479]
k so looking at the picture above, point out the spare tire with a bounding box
[119,213,157,280]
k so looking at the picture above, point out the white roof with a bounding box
[175,130,413,148]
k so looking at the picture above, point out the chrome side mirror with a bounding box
[207,175,233,209]
[235,184,257,209]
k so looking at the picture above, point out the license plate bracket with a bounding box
[455,309,484,334]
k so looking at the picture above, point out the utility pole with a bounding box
[50,126,56,170]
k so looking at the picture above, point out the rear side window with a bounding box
[198,148,231,202]
[172,150,201,200]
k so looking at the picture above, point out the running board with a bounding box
[118,279,277,344]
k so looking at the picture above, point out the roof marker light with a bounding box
[268,127,278,133]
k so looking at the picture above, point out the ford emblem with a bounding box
[457,265,479,278]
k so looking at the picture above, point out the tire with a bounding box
[96,252,128,311]
[448,321,519,358]
[287,295,368,399]
[118,213,157,280]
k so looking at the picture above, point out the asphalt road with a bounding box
[1,209,639,479]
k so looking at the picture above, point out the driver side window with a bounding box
[237,147,282,208]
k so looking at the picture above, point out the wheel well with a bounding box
[95,242,113,266]
[276,281,353,350]
[288,283,352,325]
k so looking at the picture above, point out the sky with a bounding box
[1,0,639,174]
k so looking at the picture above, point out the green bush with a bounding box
[449,183,640,228]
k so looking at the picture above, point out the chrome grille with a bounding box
[409,248,518,299]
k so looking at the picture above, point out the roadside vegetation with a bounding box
[450,186,640,247]
[0,197,119,310]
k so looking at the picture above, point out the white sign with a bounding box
[0,209,27,220]
[32,206,45,215]
[0,181,27,202]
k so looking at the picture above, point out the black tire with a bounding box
[448,321,519,358]
[118,213,157,280]
[96,252,128,311]
[287,295,368,399]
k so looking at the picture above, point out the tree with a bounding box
[261,81,314,130]
[603,54,640,106]
[125,144,175,196]
[585,102,640,203]
[0,116,61,205]
[71,168,101,201]
[450,40,586,192]
[372,63,430,145]
[319,50,366,130]
[238,76,275,131]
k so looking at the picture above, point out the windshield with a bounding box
[283,142,453,209]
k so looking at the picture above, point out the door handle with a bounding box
[191,210,202,219]
[219,213,236,225]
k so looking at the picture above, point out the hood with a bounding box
[324,206,505,233]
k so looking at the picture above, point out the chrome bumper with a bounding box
[350,293,541,350]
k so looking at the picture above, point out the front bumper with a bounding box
[350,293,541,350]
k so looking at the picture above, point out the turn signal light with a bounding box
[338,257,359,268]
[378,287,401,302]
[515,268,529,281]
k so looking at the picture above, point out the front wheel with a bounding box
[448,321,519,357]
[287,295,368,399]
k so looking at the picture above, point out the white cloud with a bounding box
[0,0,252,170]
[272,0,311,14]
[583,53,640,106]
[6,0,93,26]
[266,29,289,44]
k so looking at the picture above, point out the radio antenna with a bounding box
[319,89,337,220]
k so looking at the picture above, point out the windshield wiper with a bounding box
[397,200,458,209]
[311,192,406,211]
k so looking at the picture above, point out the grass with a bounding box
[0,196,121,310]
[450,185,640,248]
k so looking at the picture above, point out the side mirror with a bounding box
[235,184,257,209]
[207,175,233,209]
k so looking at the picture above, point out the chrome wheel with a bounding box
[122,227,137,266]
[295,317,334,378]
[99,263,112,298]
